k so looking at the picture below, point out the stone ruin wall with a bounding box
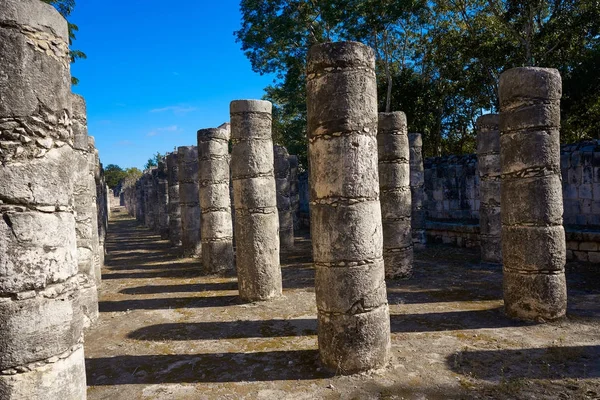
[295,138,600,262]
[422,139,600,263]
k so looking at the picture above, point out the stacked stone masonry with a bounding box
[476,114,502,263]
[71,94,100,327]
[378,112,413,278]
[197,127,235,274]
[274,145,295,249]
[499,67,567,321]
[230,100,282,302]
[0,0,88,398]
[307,41,391,374]
[156,157,170,240]
[178,146,202,258]
[166,152,182,246]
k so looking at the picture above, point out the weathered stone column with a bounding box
[71,94,99,326]
[166,152,182,246]
[135,179,144,222]
[288,154,300,231]
[197,127,235,274]
[230,100,281,301]
[0,1,87,398]
[274,145,295,249]
[408,133,427,250]
[477,114,502,263]
[178,146,202,258]
[90,139,105,273]
[378,112,413,279]
[499,67,567,321]
[157,157,170,239]
[307,42,391,373]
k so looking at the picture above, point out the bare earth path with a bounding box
[86,207,600,399]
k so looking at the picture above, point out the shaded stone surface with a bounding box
[178,146,202,258]
[408,133,427,249]
[166,152,182,246]
[156,157,170,240]
[197,127,234,274]
[378,112,413,279]
[477,114,502,264]
[0,1,86,397]
[274,145,295,249]
[230,100,281,301]
[499,67,567,321]
[71,94,99,327]
[306,41,391,374]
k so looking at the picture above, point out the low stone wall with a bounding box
[566,229,600,263]
[425,221,480,249]
[424,154,479,222]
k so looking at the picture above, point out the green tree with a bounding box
[104,164,126,189]
[144,152,164,170]
[238,0,600,161]
[40,0,86,84]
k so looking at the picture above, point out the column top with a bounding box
[0,0,69,41]
[378,112,407,132]
[198,126,230,141]
[407,132,423,147]
[499,67,561,108]
[230,100,272,114]
[307,41,375,75]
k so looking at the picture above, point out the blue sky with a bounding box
[70,0,275,169]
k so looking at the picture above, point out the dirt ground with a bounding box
[85,207,600,400]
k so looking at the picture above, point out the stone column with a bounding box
[71,94,99,327]
[274,145,295,249]
[378,112,413,279]
[230,100,281,301]
[306,42,391,374]
[288,155,300,231]
[408,133,427,249]
[477,114,502,264]
[197,127,235,274]
[178,146,202,258]
[166,152,182,246]
[499,67,567,321]
[157,157,170,239]
[90,139,105,273]
[0,1,87,398]
[135,179,144,222]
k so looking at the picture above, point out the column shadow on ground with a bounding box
[120,282,238,295]
[127,318,317,341]
[389,307,527,332]
[99,295,239,312]
[447,345,600,380]
[86,350,332,385]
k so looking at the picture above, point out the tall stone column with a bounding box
[178,146,202,258]
[378,112,413,279]
[157,158,170,239]
[197,127,235,274]
[288,155,300,231]
[135,179,144,222]
[166,152,182,246]
[408,133,427,249]
[274,145,295,249]
[71,94,99,326]
[499,67,567,321]
[477,114,502,263]
[306,42,391,374]
[230,100,281,301]
[0,1,87,398]
[90,139,105,273]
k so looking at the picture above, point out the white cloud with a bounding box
[150,106,196,115]
[147,125,180,137]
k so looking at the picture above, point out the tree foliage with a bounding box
[144,153,164,170]
[104,165,143,189]
[40,0,86,85]
[237,0,600,161]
